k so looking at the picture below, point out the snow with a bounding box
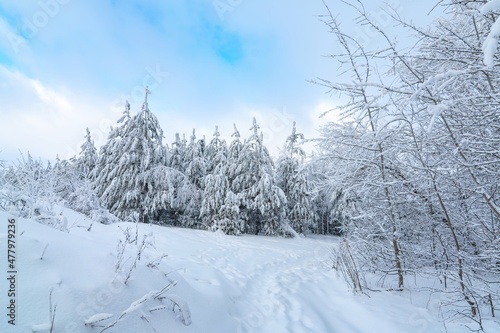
[481,0,500,14]
[482,1,500,68]
[160,294,192,326]
[31,323,51,332]
[0,209,499,333]
[85,313,114,325]
[120,290,156,316]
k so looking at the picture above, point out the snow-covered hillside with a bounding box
[0,209,499,333]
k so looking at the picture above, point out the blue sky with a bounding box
[0,0,439,161]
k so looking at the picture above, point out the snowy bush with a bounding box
[332,239,364,293]
[0,153,69,230]
[114,226,156,285]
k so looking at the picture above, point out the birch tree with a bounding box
[315,0,500,319]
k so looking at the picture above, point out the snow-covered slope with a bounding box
[0,210,499,333]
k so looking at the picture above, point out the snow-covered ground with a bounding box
[0,209,499,333]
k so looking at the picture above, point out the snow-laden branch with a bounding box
[95,280,189,333]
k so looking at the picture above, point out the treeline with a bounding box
[0,95,341,236]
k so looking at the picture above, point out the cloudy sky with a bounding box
[0,0,440,161]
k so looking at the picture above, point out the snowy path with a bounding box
[188,235,332,332]
[153,229,407,333]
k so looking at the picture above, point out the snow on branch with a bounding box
[99,290,158,333]
[481,0,500,68]
[154,294,192,326]
[97,280,190,333]
[84,313,114,328]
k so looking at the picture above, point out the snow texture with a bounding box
[161,294,192,326]
[31,323,51,332]
[1,209,497,333]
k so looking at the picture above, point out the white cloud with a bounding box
[310,100,341,128]
[0,66,108,161]
[0,0,440,162]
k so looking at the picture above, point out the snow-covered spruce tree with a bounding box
[200,126,228,229]
[178,129,206,228]
[75,128,98,179]
[91,101,132,187]
[93,89,168,222]
[169,133,187,172]
[50,134,117,225]
[226,124,244,187]
[252,172,289,236]
[205,126,228,174]
[216,190,244,235]
[154,132,198,226]
[200,172,228,230]
[59,130,99,215]
[222,124,247,230]
[184,129,207,190]
[276,122,316,234]
[233,118,288,236]
[163,169,199,226]
[71,129,100,214]
[200,126,243,234]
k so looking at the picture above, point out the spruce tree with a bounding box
[205,126,228,174]
[170,133,187,172]
[235,118,287,235]
[227,124,245,200]
[276,122,316,234]
[200,126,244,234]
[93,88,168,222]
[56,135,102,218]
[184,129,206,190]
[76,128,98,179]
[217,190,244,235]
[200,172,228,229]
[178,129,206,227]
